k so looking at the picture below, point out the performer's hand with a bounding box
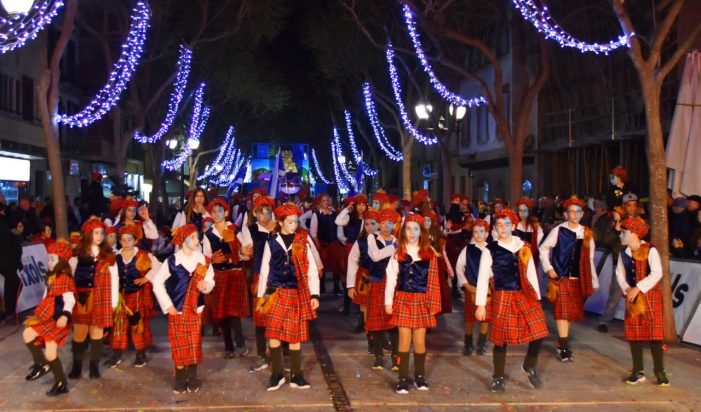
[242,244,253,257]
[134,277,149,286]
[385,304,393,315]
[138,205,150,222]
[347,203,354,211]
[348,287,356,300]
[318,269,325,279]
[626,286,641,303]
[211,250,228,264]
[547,269,558,279]
[196,280,208,292]
[475,306,486,321]
[166,306,178,316]
[56,316,67,329]
[311,298,320,310]
[464,284,476,294]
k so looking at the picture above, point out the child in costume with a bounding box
[347,210,379,350]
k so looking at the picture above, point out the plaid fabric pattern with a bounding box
[32,274,75,347]
[579,227,595,297]
[437,257,452,315]
[264,288,311,343]
[167,264,206,367]
[624,245,663,341]
[489,290,549,346]
[73,259,114,328]
[391,291,438,329]
[205,268,250,321]
[318,241,344,277]
[553,277,585,321]
[111,290,150,350]
[464,290,491,323]
[365,280,393,332]
[352,267,371,306]
[251,272,267,327]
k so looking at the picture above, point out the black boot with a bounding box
[186,364,201,393]
[463,334,473,356]
[476,333,488,356]
[68,340,86,380]
[46,359,69,396]
[354,314,365,333]
[173,367,187,394]
[89,338,103,378]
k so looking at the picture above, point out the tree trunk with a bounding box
[401,133,413,199]
[507,141,524,203]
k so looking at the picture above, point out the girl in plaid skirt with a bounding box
[151,224,215,394]
[310,193,343,295]
[337,195,368,318]
[105,225,161,368]
[539,196,598,362]
[68,217,118,380]
[455,219,490,356]
[424,211,455,315]
[616,217,668,386]
[384,214,442,394]
[23,240,75,396]
[476,209,548,394]
[257,203,320,392]
[203,198,253,359]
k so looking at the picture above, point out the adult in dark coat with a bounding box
[0,211,24,323]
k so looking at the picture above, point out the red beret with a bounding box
[253,196,275,210]
[411,189,430,207]
[516,198,534,209]
[104,225,116,235]
[355,194,368,204]
[81,216,104,234]
[472,219,489,232]
[494,208,519,225]
[611,165,628,182]
[207,198,230,213]
[274,203,302,219]
[363,210,379,221]
[621,216,649,239]
[404,213,425,226]
[377,209,399,223]
[48,240,73,261]
[171,224,198,246]
[563,196,585,210]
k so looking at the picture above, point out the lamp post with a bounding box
[1,0,34,15]
[414,102,433,120]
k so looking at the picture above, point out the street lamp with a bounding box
[188,139,200,150]
[449,104,467,120]
[1,0,34,15]
[338,154,346,164]
[414,103,433,120]
[166,138,178,149]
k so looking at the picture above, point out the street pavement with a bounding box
[1,285,700,411]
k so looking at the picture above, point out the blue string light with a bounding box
[333,128,355,186]
[197,125,234,181]
[331,135,350,194]
[162,83,210,171]
[385,43,437,145]
[134,44,192,143]
[512,0,632,54]
[402,4,486,108]
[57,1,151,127]
[343,110,378,176]
[0,0,64,54]
[311,148,332,184]
[362,82,403,162]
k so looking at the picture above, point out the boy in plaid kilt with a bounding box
[310,193,344,295]
[151,224,215,394]
[257,203,320,391]
[366,209,400,371]
[540,196,598,362]
[68,217,118,380]
[203,198,253,359]
[616,217,668,386]
[476,209,548,393]
[455,219,491,356]
[239,195,277,371]
[106,225,161,368]
[385,214,442,394]
[337,195,368,317]
[23,240,75,396]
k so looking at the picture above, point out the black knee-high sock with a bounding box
[270,345,283,374]
[493,345,507,378]
[290,349,302,376]
[26,339,47,365]
[232,317,244,347]
[221,318,234,352]
[72,339,87,362]
[255,327,266,357]
[372,331,384,357]
[558,336,570,351]
[175,367,186,386]
[629,341,644,373]
[389,328,399,356]
[398,351,410,379]
[477,333,487,348]
[48,358,66,384]
[464,333,473,347]
[650,341,665,374]
[282,341,290,356]
[414,352,426,376]
[524,339,542,369]
[187,364,198,379]
[89,338,103,362]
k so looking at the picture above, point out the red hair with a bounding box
[363,210,379,221]
[472,219,489,233]
[450,193,463,202]
[253,196,275,211]
[118,224,142,242]
[396,215,434,262]
[516,198,534,209]
[274,202,301,220]
[377,209,399,223]
[611,165,628,182]
[104,225,116,236]
[207,198,230,214]
[494,208,519,225]
[355,194,368,204]
[411,189,430,207]
[81,216,104,234]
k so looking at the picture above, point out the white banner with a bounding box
[16,244,49,313]
[583,251,613,314]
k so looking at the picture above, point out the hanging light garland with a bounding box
[0,0,64,54]
[134,44,192,143]
[162,83,209,171]
[343,110,378,177]
[386,43,437,145]
[57,1,151,127]
[333,128,355,185]
[212,148,239,186]
[197,125,234,181]
[511,0,631,54]
[362,82,403,162]
[311,148,332,184]
[331,136,350,194]
[402,4,486,108]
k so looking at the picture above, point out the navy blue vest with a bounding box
[464,244,483,286]
[344,218,362,244]
[74,257,96,289]
[551,227,582,279]
[513,228,531,244]
[204,227,237,270]
[164,255,205,311]
[266,237,298,289]
[620,248,652,287]
[249,224,273,274]
[396,256,430,293]
[116,253,144,294]
[315,211,337,243]
[369,235,392,282]
[357,237,372,270]
[487,242,521,291]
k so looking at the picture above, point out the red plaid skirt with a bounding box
[32,275,75,347]
[111,290,150,351]
[365,280,393,332]
[265,288,316,343]
[464,291,491,323]
[205,268,250,321]
[251,272,267,327]
[391,291,438,329]
[437,258,452,315]
[625,285,664,341]
[554,278,585,321]
[318,241,344,277]
[73,274,113,328]
[142,282,157,318]
[352,267,371,307]
[168,313,203,367]
[490,290,548,346]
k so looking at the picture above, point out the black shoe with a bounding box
[558,349,573,362]
[476,344,487,356]
[26,364,50,381]
[46,381,69,396]
[462,344,473,356]
[89,361,100,379]
[68,361,82,380]
[382,338,391,351]
[521,365,543,389]
[367,343,373,354]
[625,371,646,385]
[391,354,399,372]
[490,376,506,393]
[395,378,411,394]
[133,352,147,368]
[290,374,311,389]
[414,375,429,391]
[251,356,269,372]
[598,324,609,333]
[267,373,286,391]
[655,371,670,387]
[372,356,384,370]
[187,377,201,393]
[104,355,121,369]
[173,380,187,394]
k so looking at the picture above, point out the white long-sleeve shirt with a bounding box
[368,233,397,262]
[616,242,662,294]
[455,242,486,287]
[538,222,599,289]
[69,254,119,309]
[346,241,361,288]
[257,234,320,298]
[150,250,215,314]
[111,216,159,241]
[475,237,540,306]
[300,209,313,230]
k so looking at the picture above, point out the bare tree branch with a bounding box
[657,21,701,83]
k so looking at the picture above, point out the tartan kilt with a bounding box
[142,282,157,318]
[464,290,491,323]
[365,280,393,332]
[111,290,149,351]
[554,278,585,321]
[489,290,548,346]
[352,267,371,306]
[391,291,438,329]
[168,313,203,367]
[318,241,343,277]
[624,285,664,341]
[32,318,73,347]
[205,268,250,321]
[32,274,75,347]
[73,273,113,328]
[437,258,452,314]
[251,272,266,327]
[265,288,313,344]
